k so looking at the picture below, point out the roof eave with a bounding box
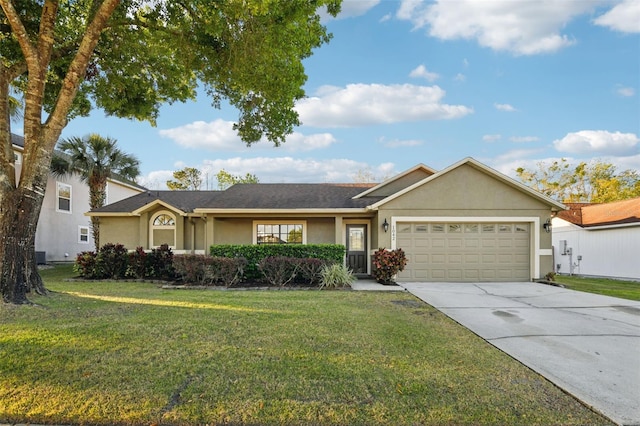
[193,208,372,214]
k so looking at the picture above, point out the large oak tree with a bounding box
[0,0,340,304]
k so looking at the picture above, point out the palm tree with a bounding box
[51,134,140,251]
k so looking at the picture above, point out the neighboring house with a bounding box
[552,197,640,280]
[89,157,565,282]
[11,134,145,262]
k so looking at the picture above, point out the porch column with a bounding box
[334,215,343,244]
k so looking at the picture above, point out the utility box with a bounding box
[559,240,567,255]
[35,251,46,265]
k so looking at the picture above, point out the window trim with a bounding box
[252,220,307,245]
[150,211,177,248]
[56,182,72,214]
[78,226,90,244]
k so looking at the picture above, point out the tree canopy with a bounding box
[516,158,640,203]
[51,134,139,250]
[0,0,341,304]
[166,167,203,191]
[216,169,259,190]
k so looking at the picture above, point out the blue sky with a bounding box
[61,0,640,190]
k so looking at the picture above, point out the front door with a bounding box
[346,225,367,274]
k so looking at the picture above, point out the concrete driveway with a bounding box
[400,281,640,426]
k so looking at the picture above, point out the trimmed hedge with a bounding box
[209,244,346,280]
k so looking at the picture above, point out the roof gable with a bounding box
[371,157,566,211]
[354,164,436,198]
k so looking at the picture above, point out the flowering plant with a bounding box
[372,248,408,284]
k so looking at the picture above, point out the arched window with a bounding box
[150,211,176,248]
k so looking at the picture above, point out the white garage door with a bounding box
[396,222,531,282]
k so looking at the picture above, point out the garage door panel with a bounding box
[464,254,480,264]
[465,269,480,280]
[447,269,462,280]
[464,238,480,248]
[431,269,446,279]
[432,238,446,248]
[399,221,531,282]
[447,238,463,249]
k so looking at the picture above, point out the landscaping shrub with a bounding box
[210,244,345,280]
[297,258,331,285]
[258,256,300,287]
[173,254,212,285]
[96,243,129,279]
[74,251,98,278]
[373,248,408,284]
[207,257,247,287]
[127,246,149,279]
[320,263,356,289]
[147,244,175,280]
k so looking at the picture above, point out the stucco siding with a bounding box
[214,218,253,244]
[36,173,95,260]
[100,217,141,249]
[384,165,549,211]
[307,218,335,243]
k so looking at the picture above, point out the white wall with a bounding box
[14,144,144,262]
[552,218,640,280]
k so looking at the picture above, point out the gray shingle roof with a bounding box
[91,184,383,213]
[201,184,382,209]
[91,190,222,213]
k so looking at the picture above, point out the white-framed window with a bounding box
[56,182,72,213]
[14,152,22,164]
[78,226,90,244]
[253,221,306,244]
[150,211,176,248]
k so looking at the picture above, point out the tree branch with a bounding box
[44,0,121,146]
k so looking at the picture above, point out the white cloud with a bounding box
[138,169,175,190]
[510,136,539,143]
[380,137,424,148]
[158,119,337,152]
[409,64,440,82]
[453,73,466,82]
[141,156,402,189]
[483,149,548,177]
[495,103,517,112]
[553,130,640,156]
[397,0,598,55]
[594,0,640,33]
[199,157,395,184]
[296,83,473,128]
[483,134,502,142]
[616,86,636,97]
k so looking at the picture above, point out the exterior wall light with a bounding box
[543,218,552,233]
[382,218,389,233]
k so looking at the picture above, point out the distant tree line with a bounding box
[516,158,640,203]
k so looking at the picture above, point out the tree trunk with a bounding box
[0,185,47,304]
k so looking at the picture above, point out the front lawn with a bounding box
[0,265,613,425]
[555,275,640,301]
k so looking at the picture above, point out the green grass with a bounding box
[0,265,613,426]
[555,275,640,301]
